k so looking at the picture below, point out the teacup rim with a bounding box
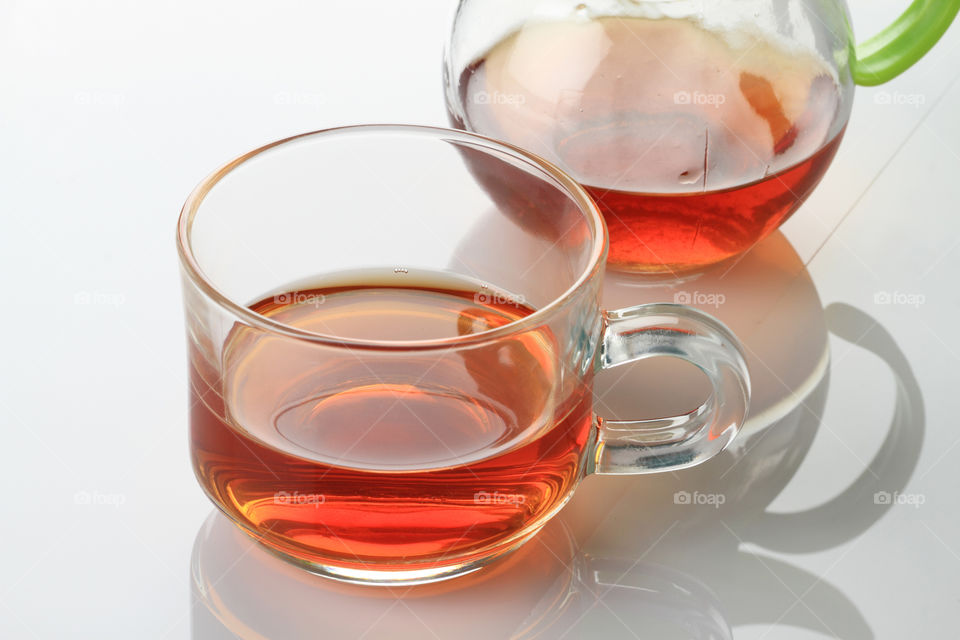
[177,124,608,351]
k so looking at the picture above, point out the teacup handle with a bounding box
[589,303,750,475]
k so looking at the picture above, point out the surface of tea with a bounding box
[190,271,593,572]
[455,16,845,272]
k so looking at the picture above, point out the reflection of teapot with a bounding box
[444,0,959,274]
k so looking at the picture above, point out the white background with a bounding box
[1,1,959,638]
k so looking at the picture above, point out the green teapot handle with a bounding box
[852,0,960,86]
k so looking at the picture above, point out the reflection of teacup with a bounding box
[191,509,731,640]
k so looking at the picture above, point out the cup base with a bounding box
[604,254,742,282]
[243,526,543,586]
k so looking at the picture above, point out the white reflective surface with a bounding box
[1,1,959,638]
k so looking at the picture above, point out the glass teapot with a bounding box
[444,0,959,275]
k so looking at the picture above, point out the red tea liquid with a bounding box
[190,273,593,574]
[453,16,846,273]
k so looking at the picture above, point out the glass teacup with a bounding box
[177,125,750,584]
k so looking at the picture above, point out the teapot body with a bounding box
[444,0,858,273]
